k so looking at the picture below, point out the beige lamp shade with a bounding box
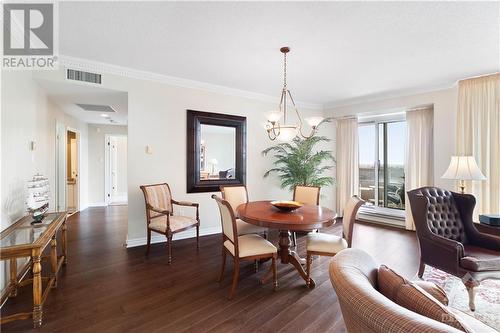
[442,156,486,180]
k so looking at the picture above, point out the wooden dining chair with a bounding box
[305,195,364,287]
[220,185,268,236]
[212,195,278,299]
[140,183,200,264]
[291,185,321,246]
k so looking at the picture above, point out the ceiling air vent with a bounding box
[67,69,102,84]
[75,104,116,113]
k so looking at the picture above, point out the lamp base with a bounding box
[459,180,465,194]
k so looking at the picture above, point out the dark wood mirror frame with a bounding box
[186,110,247,193]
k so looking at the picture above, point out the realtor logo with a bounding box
[2,2,58,69]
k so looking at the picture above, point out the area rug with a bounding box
[421,266,500,331]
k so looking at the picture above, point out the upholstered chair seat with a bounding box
[460,245,500,272]
[213,195,277,299]
[224,234,277,258]
[306,233,348,254]
[305,195,365,287]
[220,185,268,236]
[149,215,198,233]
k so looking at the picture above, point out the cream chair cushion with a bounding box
[149,215,197,233]
[307,232,348,253]
[236,219,267,235]
[144,184,172,217]
[222,186,248,214]
[294,186,319,205]
[224,234,277,258]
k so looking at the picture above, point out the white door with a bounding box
[107,136,127,204]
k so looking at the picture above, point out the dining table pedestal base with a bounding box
[261,230,315,288]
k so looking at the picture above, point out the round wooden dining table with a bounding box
[237,200,336,288]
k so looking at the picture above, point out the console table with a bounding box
[0,212,67,328]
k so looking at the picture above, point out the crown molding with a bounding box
[58,55,324,111]
[323,82,457,110]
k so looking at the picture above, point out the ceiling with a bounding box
[59,2,499,106]
[36,79,128,125]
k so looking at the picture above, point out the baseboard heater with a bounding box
[358,207,406,229]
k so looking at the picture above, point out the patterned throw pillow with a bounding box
[378,265,471,332]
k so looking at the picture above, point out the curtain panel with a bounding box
[335,118,359,215]
[405,106,434,230]
[457,73,500,217]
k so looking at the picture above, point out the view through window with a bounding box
[359,120,406,210]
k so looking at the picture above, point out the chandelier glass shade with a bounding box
[266,47,323,141]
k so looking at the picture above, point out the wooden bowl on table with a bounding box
[270,200,303,212]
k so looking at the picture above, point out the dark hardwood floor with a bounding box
[1,206,418,332]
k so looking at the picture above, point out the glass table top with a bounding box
[0,214,60,248]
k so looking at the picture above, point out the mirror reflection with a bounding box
[200,124,236,180]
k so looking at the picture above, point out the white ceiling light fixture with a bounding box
[100,113,110,118]
[266,47,323,142]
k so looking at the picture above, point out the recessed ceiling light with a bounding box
[100,114,110,118]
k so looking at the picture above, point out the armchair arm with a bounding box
[171,199,200,223]
[146,204,170,215]
[453,192,500,250]
[172,199,199,208]
[468,224,500,250]
[420,233,464,274]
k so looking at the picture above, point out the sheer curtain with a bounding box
[405,106,434,230]
[336,118,359,215]
[457,73,500,217]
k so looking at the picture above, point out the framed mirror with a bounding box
[187,110,246,193]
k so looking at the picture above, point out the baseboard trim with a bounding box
[87,202,108,207]
[126,225,221,248]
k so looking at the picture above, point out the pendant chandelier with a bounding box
[266,47,323,141]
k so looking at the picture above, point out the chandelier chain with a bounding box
[283,52,287,88]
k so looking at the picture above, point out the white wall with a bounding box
[32,67,331,245]
[325,87,458,193]
[87,124,127,205]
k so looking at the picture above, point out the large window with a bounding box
[359,120,406,210]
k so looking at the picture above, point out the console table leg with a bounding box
[32,253,43,328]
[62,219,68,265]
[51,236,58,288]
[9,258,18,297]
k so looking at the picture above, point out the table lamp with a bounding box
[442,156,486,194]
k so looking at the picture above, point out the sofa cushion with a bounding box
[413,281,449,306]
[460,245,500,272]
[378,265,470,332]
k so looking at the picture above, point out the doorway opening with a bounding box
[105,135,128,205]
[66,129,80,214]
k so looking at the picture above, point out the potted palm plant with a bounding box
[262,119,335,191]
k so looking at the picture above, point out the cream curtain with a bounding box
[457,73,500,217]
[336,118,359,215]
[405,106,434,230]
